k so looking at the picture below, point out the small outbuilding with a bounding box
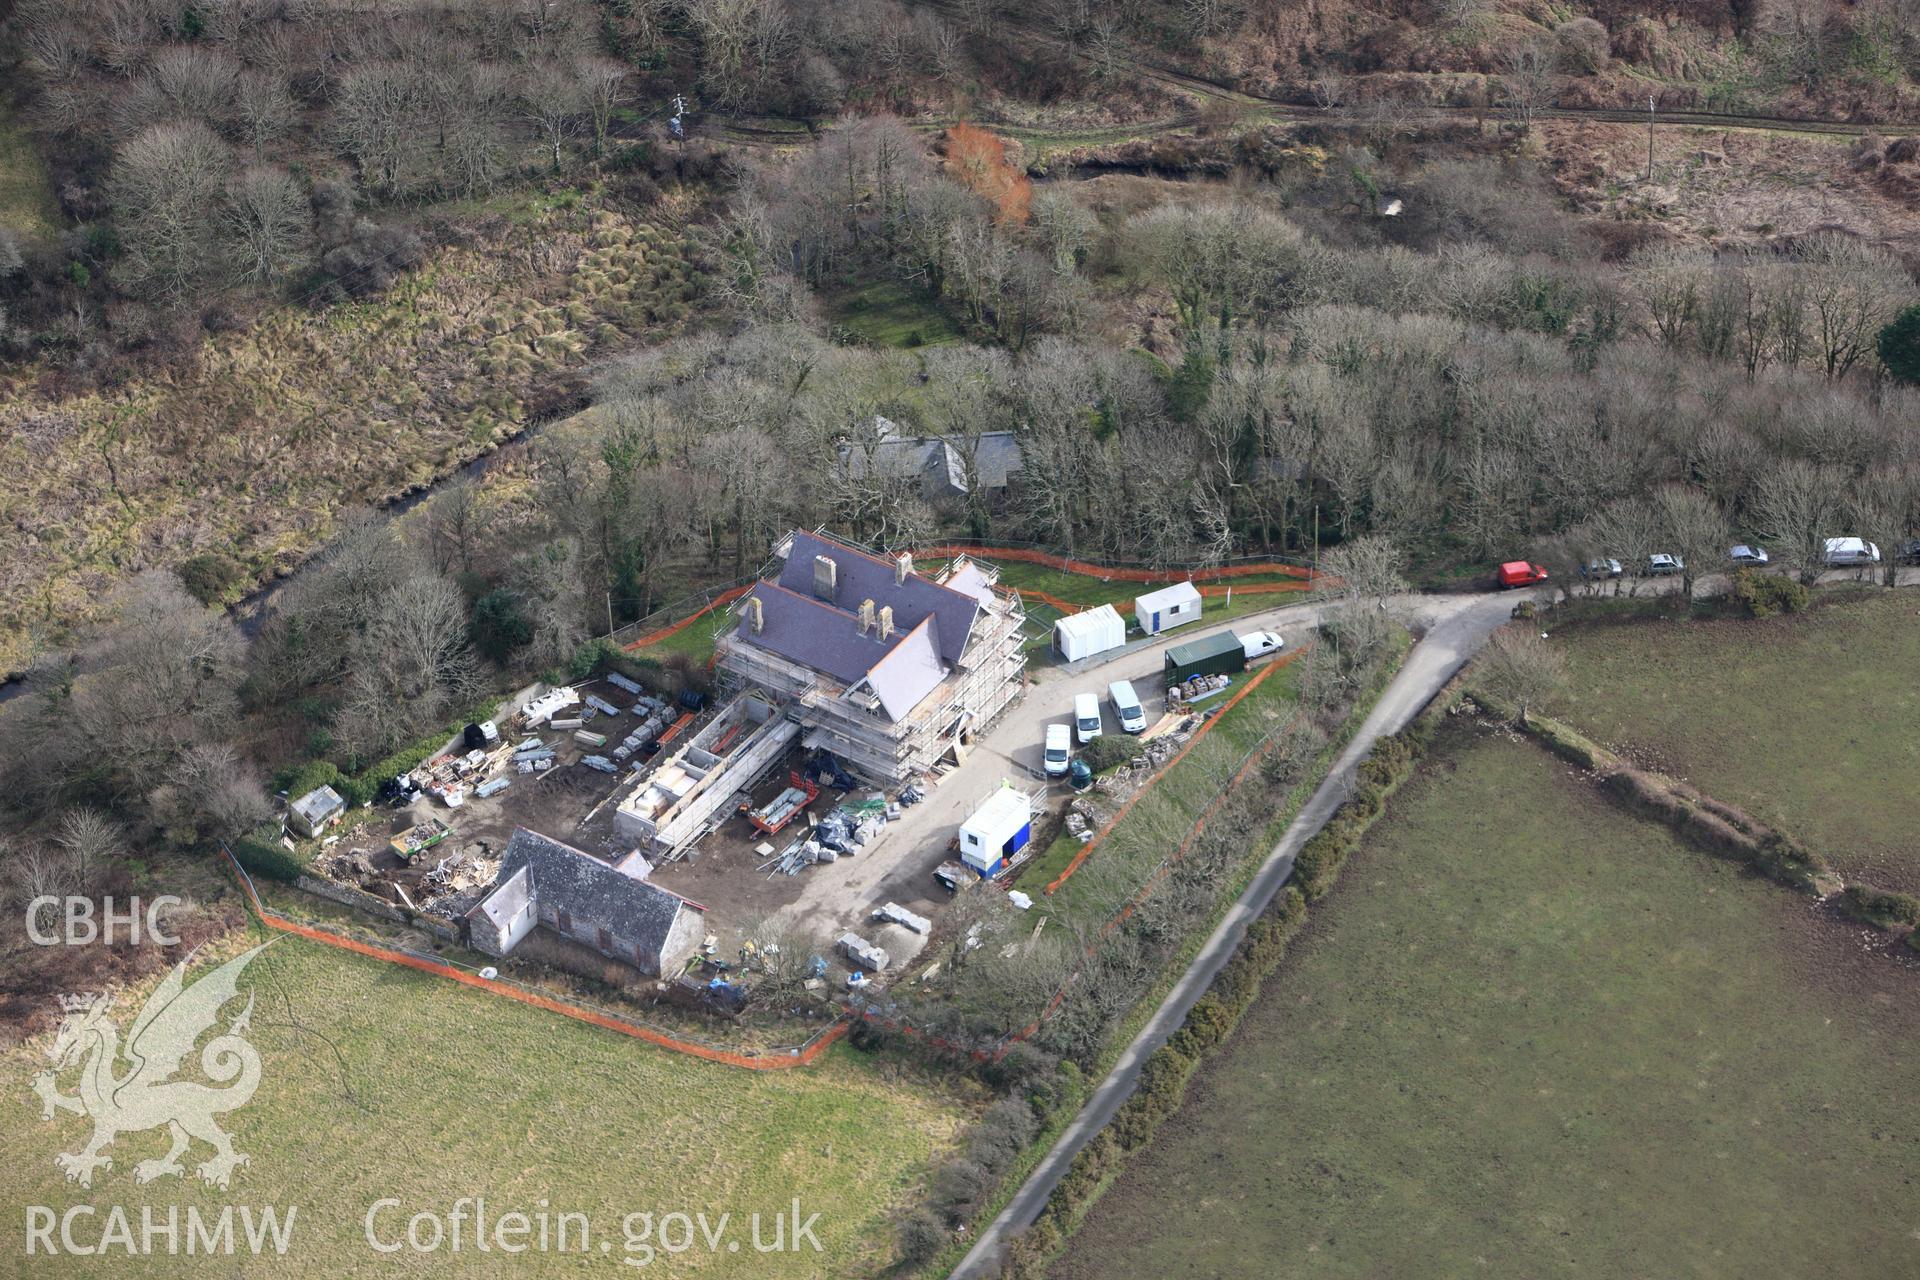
[957,784,1033,878]
[1052,603,1127,662]
[1134,582,1202,636]
[1162,630,1246,686]
[288,785,346,838]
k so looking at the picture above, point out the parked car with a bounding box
[1073,693,1103,745]
[1899,538,1920,565]
[1108,680,1146,734]
[1239,630,1285,660]
[1729,544,1769,567]
[1579,557,1623,579]
[1822,537,1881,566]
[1498,561,1549,588]
[1043,723,1071,778]
[1647,553,1685,576]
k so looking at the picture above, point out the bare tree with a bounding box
[1470,627,1567,724]
[1650,485,1730,601]
[1498,39,1561,131]
[1845,466,1917,588]
[1753,458,1845,584]
[110,121,233,299]
[577,57,630,159]
[223,166,311,285]
[521,62,587,173]
[1798,233,1916,381]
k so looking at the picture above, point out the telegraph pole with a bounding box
[1647,94,1656,182]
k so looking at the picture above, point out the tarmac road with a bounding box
[948,588,1526,1279]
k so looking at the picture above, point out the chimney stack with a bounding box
[878,605,895,641]
[813,554,838,600]
[895,551,913,585]
[745,596,764,634]
[858,599,876,635]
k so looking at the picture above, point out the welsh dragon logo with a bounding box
[30,943,271,1190]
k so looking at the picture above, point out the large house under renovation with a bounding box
[714,530,1026,785]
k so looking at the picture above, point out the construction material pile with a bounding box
[873,901,931,934]
[612,699,675,764]
[1167,672,1232,705]
[837,931,890,972]
[1063,797,1099,844]
[513,737,557,774]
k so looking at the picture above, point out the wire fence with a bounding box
[603,576,758,651]
[909,540,1319,582]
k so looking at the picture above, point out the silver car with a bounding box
[1647,553,1684,576]
[1729,544,1769,567]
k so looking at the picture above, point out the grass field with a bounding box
[0,106,59,243]
[1053,729,1920,1279]
[1553,591,1920,894]
[820,274,965,348]
[0,931,968,1277]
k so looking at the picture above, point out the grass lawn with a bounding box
[922,557,1316,662]
[1053,730,1920,1280]
[0,105,59,243]
[1553,590,1920,894]
[820,273,964,348]
[0,930,968,1278]
[629,603,740,667]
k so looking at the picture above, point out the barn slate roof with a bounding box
[491,828,703,956]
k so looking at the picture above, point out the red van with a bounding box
[1498,561,1549,588]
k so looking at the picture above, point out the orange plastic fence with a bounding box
[913,544,1318,584]
[222,849,847,1071]
[621,585,752,654]
[1045,651,1301,896]
[1017,579,1315,618]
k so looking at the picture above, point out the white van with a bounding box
[1822,537,1881,566]
[1043,724,1071,777]
[1108,680,1146,734]
[1073,693,1102,745]
[1240,630,1284,660]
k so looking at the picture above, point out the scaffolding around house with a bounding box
[714,557,1026,785]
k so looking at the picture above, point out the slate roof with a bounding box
[940,559,998,606]
[859,616,947,721]
[736,582,892,686]
[490,828,704,955]
[772,531,979,667]
[837,430,1024,497]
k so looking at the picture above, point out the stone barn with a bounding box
[468,828,707,978]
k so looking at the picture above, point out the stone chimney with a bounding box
[895,551,914,585]
[877,605,895,641]
[812,554,837,600]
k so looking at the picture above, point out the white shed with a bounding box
[958,785,1034,877]
[1135,582,1202,636]
[1052,603,1126,662]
